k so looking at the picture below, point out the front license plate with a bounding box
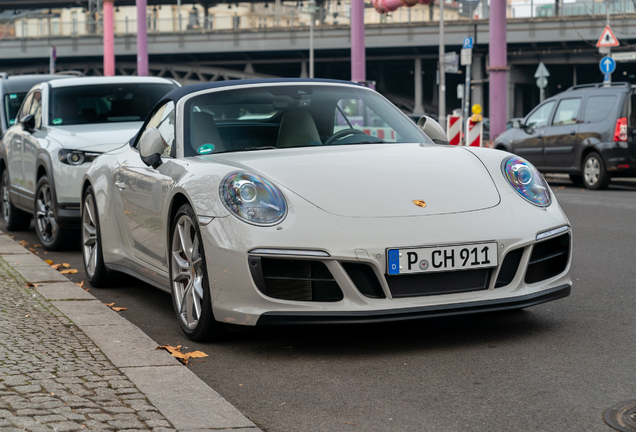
[387,242,498,275]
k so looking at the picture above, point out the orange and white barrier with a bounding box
[465,119,483,147]
[446,115,462,146]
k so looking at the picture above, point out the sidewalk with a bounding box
[0,230,262,432]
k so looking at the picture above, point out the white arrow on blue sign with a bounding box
[463,37,474,50]
[600,56,616,74]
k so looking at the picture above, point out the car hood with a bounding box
[47,122,142,152]
[210,144,501,217]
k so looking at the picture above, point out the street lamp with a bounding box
[303,0,319,78]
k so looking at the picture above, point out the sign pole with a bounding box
[439,0,445,130]
[607,0,611,83]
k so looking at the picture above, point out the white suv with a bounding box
[0,76,179,250]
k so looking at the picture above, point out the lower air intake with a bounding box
[524,233,570,284]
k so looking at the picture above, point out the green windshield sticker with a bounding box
[52,118,62,125]
[9,119,14,125]
[9,94,17,99]
[197,144,215,154]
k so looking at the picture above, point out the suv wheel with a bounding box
[35,176,71,250]
[1,170,31,231]
[582,153,611,190]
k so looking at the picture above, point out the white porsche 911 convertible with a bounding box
[81,79,572,341]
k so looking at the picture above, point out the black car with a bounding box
[494,82,636,190]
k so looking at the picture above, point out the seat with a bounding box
[276,110,322,148]
[189,111,225,155]
[53,97,81,124]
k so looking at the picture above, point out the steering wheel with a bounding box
[324,128,368,146]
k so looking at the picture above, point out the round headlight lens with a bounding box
[502,156,551,207]
[220,172,287,226]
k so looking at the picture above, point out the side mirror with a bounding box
[20,114,35,132]
[139,127,165,169]
[417,116,449,145]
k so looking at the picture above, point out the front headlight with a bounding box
[58,150,101,166]
[502,156,551,207]
[220,172,287,226]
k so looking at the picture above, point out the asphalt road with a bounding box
[4,176,636,432]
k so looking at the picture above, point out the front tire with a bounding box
[170,204,227,342]
[34,176,70,250]
[82,186,110,287]
[582,152,610,190]
[0,170,31,231]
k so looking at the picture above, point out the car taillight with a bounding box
[614,117,627,142]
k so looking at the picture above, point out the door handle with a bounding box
[569,131,576,136]
[115,180,126,190]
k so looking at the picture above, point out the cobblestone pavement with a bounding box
[0,257,176,431]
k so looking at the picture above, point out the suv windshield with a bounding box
[183,84,432,156]
[3,92,27,127]
[49,83,176,126]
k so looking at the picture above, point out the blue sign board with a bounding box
[463,37,474,50]
[599,56,616,74]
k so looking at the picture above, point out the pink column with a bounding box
[488,0,507,140]
[103,0,115,76]
[136,0,148,76]
[351,0,365,82]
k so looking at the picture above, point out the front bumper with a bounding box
[200,189,573,327]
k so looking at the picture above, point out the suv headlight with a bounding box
[502,156,551,207]
[58,150,101,166]
[220,172,287,226]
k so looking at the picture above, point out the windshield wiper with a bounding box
[357,140,386,144]
[244,146,278,151]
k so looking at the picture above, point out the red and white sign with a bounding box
[596,25,620,48]
[446,115,462,146]
[466,119,483,147]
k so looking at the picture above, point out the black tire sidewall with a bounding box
[169,204,224,342]
[82,186,110,287]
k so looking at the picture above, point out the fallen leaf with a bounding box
[344,422,358,425]
[112,307,127,312]
[25,283,41,288]
[187,351,208,359]
[62,263,71,268]
[104,302,115,307]
[51,264,63,270]
[29,248,36,253]
[25,314,29,317]
[75,281,85,288]
[33,244,42,248]
[156,345,207,365]
[44,259,54,265]
[60,269,78,275]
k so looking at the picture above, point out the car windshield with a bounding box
[4,92,27,127]
[49,83,177,126]
[183,84,432,156]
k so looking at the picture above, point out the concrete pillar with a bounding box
[351,0,365,81]
[136,0,149,76]
[103,0,115,77]
[488,0,507,140]
[413,58,424,114]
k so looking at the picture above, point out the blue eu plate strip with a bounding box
[387,249,400,275]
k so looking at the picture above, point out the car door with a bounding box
[512,100,556,168]
[9,92,34,208]
[113,101,176,270]
[543,97,582,169]
[21,90,44,200]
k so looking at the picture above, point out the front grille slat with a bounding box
[386,269,491,298]
[249,256,343,302]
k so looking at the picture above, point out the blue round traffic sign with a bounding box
[600,56,616,74]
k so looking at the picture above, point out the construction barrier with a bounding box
[465,119,483,147]
[446,115,462,146]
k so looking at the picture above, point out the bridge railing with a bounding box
[2,0,635,40]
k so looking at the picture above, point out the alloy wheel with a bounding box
[1,176,10,224]
[584,156,600,186]
[171,214,205,330]
[82,193,98,279]
[35,184,58,243]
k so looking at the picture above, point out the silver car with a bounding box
[0,76,179,250]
